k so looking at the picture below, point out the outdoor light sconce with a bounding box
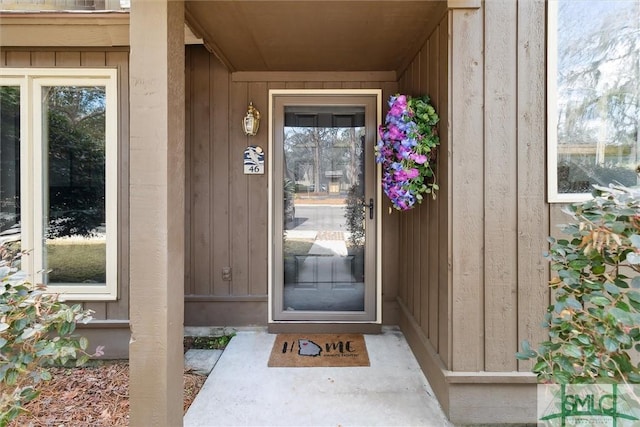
[242,102,261,136]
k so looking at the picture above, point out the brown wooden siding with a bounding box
[397,1,550,374]
[397,14,451,369]
[0,47,131,322]
[184,45,399,325]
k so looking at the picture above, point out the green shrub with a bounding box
[184,334,234,350]
[0,246,101,426]
[518,185,640,384]
[345,184,365,248]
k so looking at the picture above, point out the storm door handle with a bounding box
[362,198,374,220]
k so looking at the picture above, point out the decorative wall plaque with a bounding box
[244,145,264,174]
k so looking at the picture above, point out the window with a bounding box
[548,0,640,202]
[0,69,118,300]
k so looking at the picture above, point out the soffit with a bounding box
[185,1,446,74]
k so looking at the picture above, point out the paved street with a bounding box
[289,204,347,232]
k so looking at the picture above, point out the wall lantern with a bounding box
[242,102,261,136]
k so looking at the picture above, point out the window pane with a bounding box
[0,86,21,256]
[556,0,640,193]
[42,86,106,285]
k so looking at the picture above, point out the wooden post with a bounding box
[129,1,185,425]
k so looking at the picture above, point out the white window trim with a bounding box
[0,68,118,300]
[547,1,639,203]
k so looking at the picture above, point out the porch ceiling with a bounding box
[184,1,446,74]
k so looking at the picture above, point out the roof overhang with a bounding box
[1,0,480,77]
[184,0,449,76]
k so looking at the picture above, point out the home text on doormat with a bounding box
[268,334,370,367]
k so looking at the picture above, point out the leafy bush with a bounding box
[345,184,365,248]
[558,160,638,194]
[518,185,640,384]
[283,178,296,224]
[0,246,101,426]
[183,334,235,351]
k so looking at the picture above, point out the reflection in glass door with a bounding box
[272,93,379,322]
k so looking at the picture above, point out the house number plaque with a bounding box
[243,145,264,174]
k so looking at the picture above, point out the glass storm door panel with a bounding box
[272,94,378,322]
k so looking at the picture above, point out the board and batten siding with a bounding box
[184,45,400,325]
[396,2,550,424]
[0,48,131,358]
[395,12,451,371]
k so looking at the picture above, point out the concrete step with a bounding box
[184,349,223,376]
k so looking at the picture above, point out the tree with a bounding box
[555,0,639,191]
[44,86,106,238]
[0,86,107,238]
[0,86,21,233]
[284,126,363,193]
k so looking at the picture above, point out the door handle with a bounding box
[363,198,374,220]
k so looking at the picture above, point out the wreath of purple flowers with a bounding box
[375,94,440,211]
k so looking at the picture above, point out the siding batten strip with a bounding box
[428,26,441,350]
[483,0,519,372]
[184,47,193,294]
[211,53,231,296]
[191,47,212,296]
[208,53,216,296]
[247,81,268,296]
[230,81,250,296]
[430,17,452,369]
[450,7,485,372]
[411,59,422,322]
[439,13,452,368]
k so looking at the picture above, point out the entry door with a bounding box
[270,91,380,322]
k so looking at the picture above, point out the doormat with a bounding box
[268,334,370,367]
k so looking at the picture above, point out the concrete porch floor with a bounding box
[184,327,452,427]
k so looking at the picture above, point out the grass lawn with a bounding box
[44,238,317,284]
[283,238,314,284]
[46,240,106,283]
[284,238,315,256]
